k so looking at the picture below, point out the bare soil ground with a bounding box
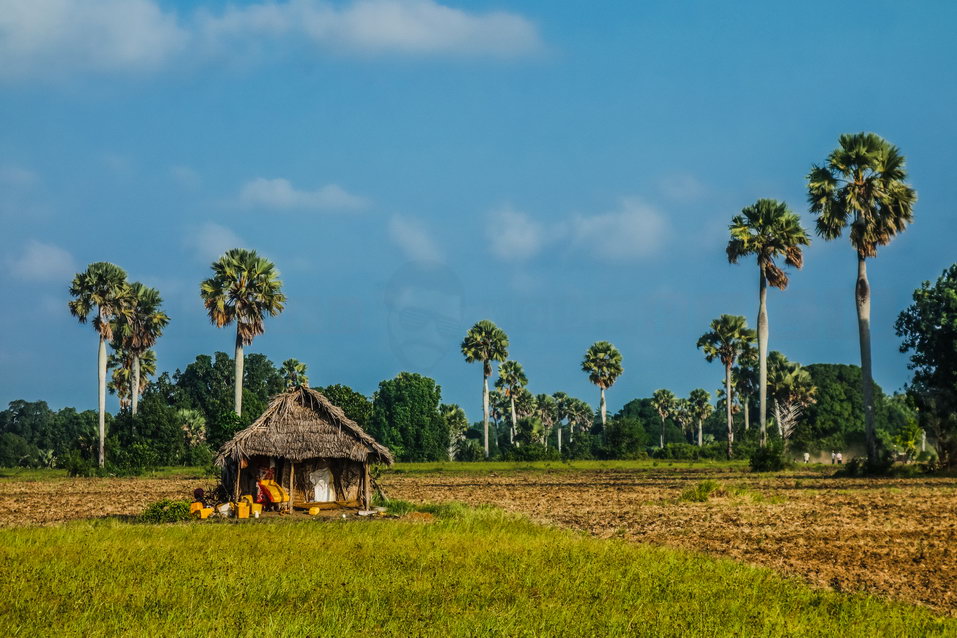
[4,467,955,614]
[382,466,957,614]
[1,477,214,526]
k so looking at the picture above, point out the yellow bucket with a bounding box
[308,507,321,516]
[235,502,250,519]
[199,507,213,519]
[189,502,203,515]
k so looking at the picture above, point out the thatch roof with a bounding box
[215,386,394,466]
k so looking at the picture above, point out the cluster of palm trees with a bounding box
[461,320,622,457]
[684,132,916,459]
[70,248,287,467]
[69,264,170,466]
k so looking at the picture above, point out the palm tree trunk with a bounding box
[660,416,665,448]
[856,255,877,461]
[509,396,516,446]
[697,418,703,447]
[234,328,244,417]
[482,373,490,458]
[131,354,141,418]
[758,270,769,447]
[557,425,562,454]
[725,362,733,459]
[743,396,750,432]
[98,336,107,468]
[600,387,607,428]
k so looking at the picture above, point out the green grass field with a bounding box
[1,504,952,637]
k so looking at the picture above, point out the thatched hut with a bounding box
[216,386,393,510]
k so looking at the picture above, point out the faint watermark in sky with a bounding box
[384,261,465,373]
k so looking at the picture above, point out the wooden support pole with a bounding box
[288,461,295,512]
[234,458,242,502]
[363,461,371,510]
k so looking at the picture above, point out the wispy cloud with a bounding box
[0,0,188,80]
[388,214,442,262]
[485,198,670,263]
[486,205,547,262]
[238,177,368,211]
[569,198,668,261]
[0,0,543,81]
[170,165,201,190]
[184,222,245,262]
[7,240,76,282]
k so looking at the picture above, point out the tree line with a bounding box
[4,132,954,471]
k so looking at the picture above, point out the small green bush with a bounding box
[139,499,192,524]
[679,479,723,502]
[749,441,792,472]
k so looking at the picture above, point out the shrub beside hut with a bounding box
[215,386,393,512]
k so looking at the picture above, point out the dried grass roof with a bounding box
[215,386,393,466]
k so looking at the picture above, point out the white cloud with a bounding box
[0,165,40,188]
[658,173,707,203]
[0,0,542,81]
[7,240,76,282]
[485,198,669,263]
[388,214,442,262]
[239,177,368,211]
[570,198,668,261]
[170,165,201,189]
[0,0,188,79]
[184,222,245,262]
[486,206,546,262]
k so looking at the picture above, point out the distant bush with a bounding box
[504,443,560,462]
[652,442,725,460]
[455,439,485,462]
[749,441,792,472]
[139,499,192,524]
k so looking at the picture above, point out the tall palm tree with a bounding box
[495,360,527,445]
[565,397,594,442]
[807,132,917,462]
[111,282,169,416]
[535,393,558,448]
[69,262,129,467]
[200,249,286,417]
[767,351,816,440]
[108,347,156,413]
[688,388,713,447]
[581,341,623,429]
[280,358,309,388]
[461,320,509,457]
[552,391,570,452]
[732,343,758,433]
[673,398,694,443]
[727,198,810,447]
[440,403,469,459]
[651,389,676,448]
[697,315,756,458]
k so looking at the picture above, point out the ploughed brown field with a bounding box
[4,466,956,614]
[382,466,957,615]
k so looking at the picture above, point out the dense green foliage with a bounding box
[896,264,957,467]
[1,508,952,637]
[138,499,192,524]
[369,372,448,462]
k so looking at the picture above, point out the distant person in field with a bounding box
[836,452,843,465]
[831,451,836,464]
[803,452,810,464]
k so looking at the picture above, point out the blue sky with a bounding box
[2,0,956,420]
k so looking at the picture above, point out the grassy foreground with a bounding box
[1,506,952,637]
